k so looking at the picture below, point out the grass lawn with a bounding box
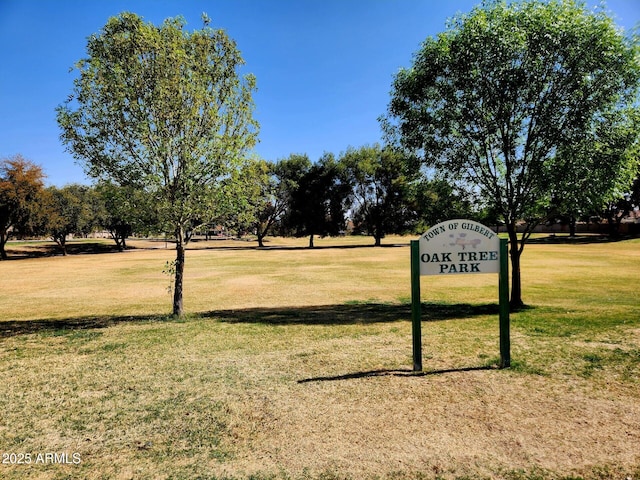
[0,235,639,479]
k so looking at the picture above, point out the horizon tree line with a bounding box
[2,147,638,259]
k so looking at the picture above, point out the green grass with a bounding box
[0,235,639,479]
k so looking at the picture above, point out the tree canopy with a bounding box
[340,145,418,245]
[385,0,640,307]
[285,153,352,248]
[57,12,259,316]
[0,155,46,260]
[41,184,97,256]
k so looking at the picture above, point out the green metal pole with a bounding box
[499,237,511,368]
[410,240,423,372]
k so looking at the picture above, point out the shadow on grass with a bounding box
[298,365,496,383]
[0,302,501,338]
[0,314,170,338]
[4,241,126,259]
[525,234,635,244]
[206,302,500,325]
[4,239,407,260]
[180,238,408,252]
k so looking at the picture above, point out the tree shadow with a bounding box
[0,313,172,338]
[1,302,502,338]
[4,239,407,259]
[297,365,496,383]
[184,240,408,252]
[4,241,127,259]
[206,302,500,325]
[526,234,633,245]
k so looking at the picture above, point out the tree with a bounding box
[234,157,299,247]
[77,186,106,238]
[57,13,259,316]
[97,181,157,250]
[549,108,639,236]
[286,153,351,248]
[384,0,640,307]
[254,157,315,247]
[212,157,272,243]
[0,155,46,260]
[410,177,476,233]
[42,185,94,255]
[601,158,640,236]
[272,154,313,237]
[340,145,418,245]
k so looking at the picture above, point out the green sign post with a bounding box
[410,219,510,372]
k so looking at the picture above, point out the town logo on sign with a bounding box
[419,219,500,275]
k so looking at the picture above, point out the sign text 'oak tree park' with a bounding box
[419,219,500,275]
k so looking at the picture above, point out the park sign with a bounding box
[410,219,510,372]
[419,219,500,275]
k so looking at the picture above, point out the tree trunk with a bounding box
[257,230,265,248]
[56,235,68,256]
[0,230,7,260]
[308,233,314,248]
[172,227,186,317]
[506,224,524,309]
[112,231,124,251]
[373,221,382,247]
[569,215,577,237]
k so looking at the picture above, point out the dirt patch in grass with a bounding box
[236,372,639,478]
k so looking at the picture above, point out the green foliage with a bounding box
[0,155,46,259]
[41,184,101,255]
[203,154,316,246]
[162,260,177,296]
[550,108,640,232]
[271,154,313,236]
[213,156,273,241]
[57,12,259,315]
[385,0,640,306]
[600,158,640,235]
[96,180,159,249]
[340,145,419,245]
[410,177,477,233]
[284,153,351,247]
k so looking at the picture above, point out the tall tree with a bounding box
[234,157,298,247]
[384,0,640,307]
[272,154,314,237]
[601,158,640,236]
[550,109,639,236]
[286,153,351,248]
[410,177,475,233]
[0,155,46,260]
[213,157,272,243]
[255,154,329,246]
[96,181,157,250]
[42,185,93,256]
[57,13,258,316]
[340,145,417,246]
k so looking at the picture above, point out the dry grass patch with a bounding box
[1,235,639,479]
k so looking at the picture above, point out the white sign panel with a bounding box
[419,219,500,275]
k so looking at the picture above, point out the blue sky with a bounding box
[1,0,639,187]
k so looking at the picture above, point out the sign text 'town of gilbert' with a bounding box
[419,219,500,276]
